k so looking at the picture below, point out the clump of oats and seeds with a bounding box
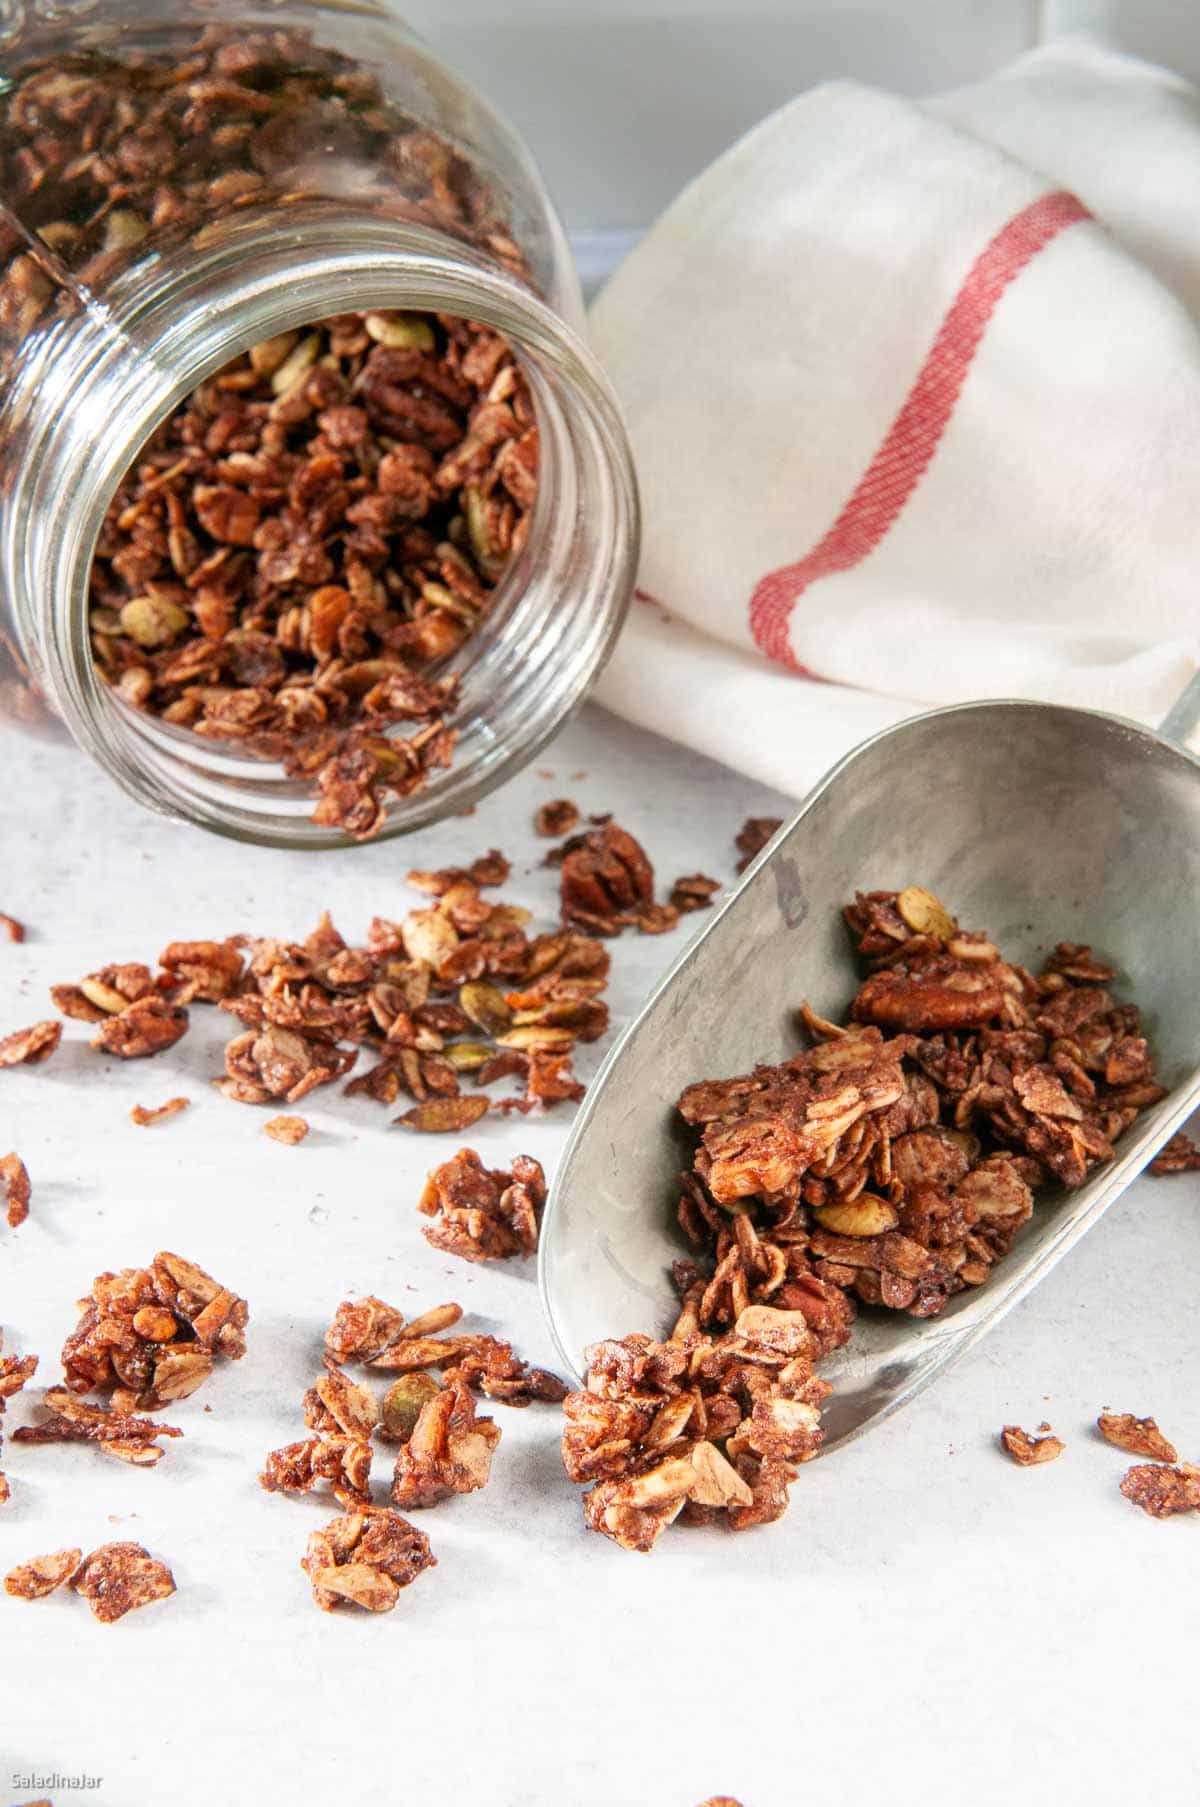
[562,883,1181,1550]
[261,1291,565,1606]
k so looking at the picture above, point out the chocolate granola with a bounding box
[1097,1410,1178,1462]
[70,1541,176,1622]
[47,877,611,1120]
[13,1388,183,1467]
[56,1250,248,1410]
[1,1152,30,1227]
[0,1334,38,1502]
[734,816,782,874]
[1147,1130,1200,1174]
[671,889,1169,1341]
[130,1096,190,1126]
[1119,1462,1200,1518]
[562,1310,829,1552]
[563,885,1173,1549]
[416,1147,547,1261]
[0,1020,61,1067]
[4,1546,82,1599]
[0,26,540,837]
[5,1539,176,1621]
[302,1506,435,1612]
[1000,1424,1065,1466]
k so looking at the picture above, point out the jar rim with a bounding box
[7,208,639,846]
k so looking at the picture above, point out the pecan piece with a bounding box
[852,971,1003,1032]
[559,820,655,932]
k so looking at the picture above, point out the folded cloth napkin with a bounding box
[588,37,1200,799]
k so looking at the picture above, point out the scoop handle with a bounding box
[1158,668,1200,752]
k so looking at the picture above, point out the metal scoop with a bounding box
[538,696,1200,1447]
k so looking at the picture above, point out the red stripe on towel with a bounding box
[748,190,1090,671]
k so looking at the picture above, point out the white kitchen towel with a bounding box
[587,37,1200,799]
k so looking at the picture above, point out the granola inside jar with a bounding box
[0,2,638,844]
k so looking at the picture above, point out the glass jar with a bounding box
[0,0,639,845]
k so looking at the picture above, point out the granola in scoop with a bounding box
[564,884,1175,1549]
[672,888,1169,1341]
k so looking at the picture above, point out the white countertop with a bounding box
[1,703,1197,1807]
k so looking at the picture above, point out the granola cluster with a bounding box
[562,884,1186,1550]
[261,1359,382,1510]
[10,1254,245,1468]
[0,1333,38,1503]
[263,1292,565,1602]
[561,1307,830,1553]
[0,26,540,835]
[302,1508,436,1614]
[331,1292,564,1501]
[57,1250,247,1410]
[5,1540,175,1622]
[13,1389,182,1468]
[995,1406,1200,1524]
[1095,1407,1200,1519]
[417,1147,547,1262]
[1119,1462,1200,1517]
[671,886,1171,1343]
[45,863,612,1120]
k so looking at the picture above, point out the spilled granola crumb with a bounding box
[1001,1425,1065,1466]
[1097,1411,1178,1462]
[130,1096,190,1127]
[1120,1462,1200,1518]
[1,1152,30,1227]
[265,1114,309,1145]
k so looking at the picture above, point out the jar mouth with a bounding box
[11,208,639,846]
